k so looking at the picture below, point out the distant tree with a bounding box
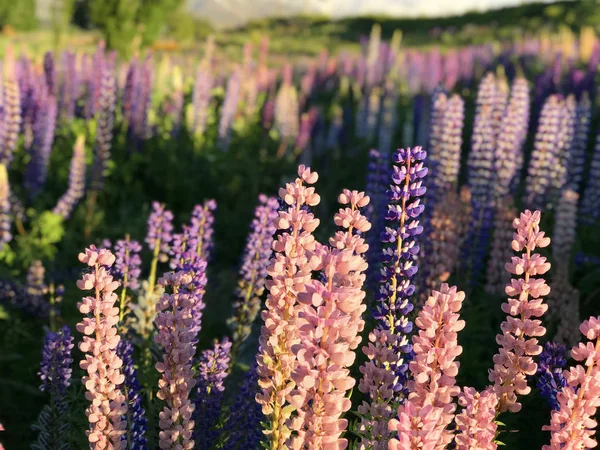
[87,0,186,56]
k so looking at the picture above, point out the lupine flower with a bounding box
[228,195,278,356]
[542,317,600,449]
[25,84,57,198]
[436,94,464,190]
[90,57,117,191]
[154,270,198,450]
[223,364,264,450]
[193,338,232,450]
[494,77,530,199]
[567,92,591,191]
[549,95,576,195]
[388,284,465,450]
[76,246,127,448]
[427,88,448,196]
[189,200,217,261]
[33,325,74,450]
[524,95,563,210]
[274,69,299,141]
[59,51,77,122]
[485,197,518,295]
[146,202,174,263]
[422,187,471,301]
[454,386,499,450]
[26,260,49,316]
[191,61,214,136]
[116,339,147,449]
[256,165,320,448]
[122,58,139,127]
[489,210,550,413]
[129,54,153,144]
[535,341,567,410]
[53,135,86,219]
[218,69,241,151]
[357,147,427,449]
[580,129,600,225]
[43,52,56,96]
[289,189,370,449]
[0,164,11,249]
[114,238,143,292]
[491,74,509,138]
[0,67,22,167]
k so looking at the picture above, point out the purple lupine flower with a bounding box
[494,77,530,200]
[43,52,56,96]
[192,63,213,136]
[90,55,117,191]
[261,95,275,130]
[193,338,232,450]
[436,94,464,189]
[535,341,567,410]
[549,94,576,195]
[228,195,278,355]
[0,71,22,167]
[580,129,600,225]
[524,95,564,210]
[426,87,448,198]
[491,74,509,139]
[122,58,139,126]
[25,83,57,198]
[33,325,74,450]
[52,135,86,219]
[114,238,143,292]
[146,202,174,261]
[0,165,11,249]
[425,48,443,93]
[357,147,427,447]
[468,72,497,205]
[38,325,74,395]
[218,69,241,151]
[116,339,148,449]
[136,54,153,142]
[459,47,475,86]
[567,92,591,192]
[364,149,389,292]
[59,51,78,122]
[86,42,106,119]
[189,200,217,261]
[223,364,264,450]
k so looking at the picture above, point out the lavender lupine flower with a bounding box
[193,338,232,450]
[580,131,600,225]
[146,202,174,262]
[52,135,86,219]
[535,341,567,410]
[567,92,591,192]
[228,195,278,356]
[114,238,143,292]
[33,325,74,450]
[0,67,22,166]
[426,87,448,198]
[131,54,153,143]
[524,95,564,211]
[59,51,77,122]
[122,58,139,126]
[90,56,117,191]
[86,42,106,119]
[0,165,11,249]
[364,149,389,292]
[223,364,264,450]
[43,52,56,96]
[491,74,509,139]
[468,72,497,205]
[494,77,530,200]
[357,147,427,449]
[218,69,241,151]
[116,339,148,449]
[189,199,217,261]
[549,94,576,195]
[25,84,57,198]
[436,94,464,190]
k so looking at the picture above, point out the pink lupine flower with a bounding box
[388,284,465,449]
[454,387,498,450]
[76,246,127,449]
[288,190,370,449]
[489,209,551,413]
[256,165,320,448]
[543,316,600,449]
[154,271,197,450]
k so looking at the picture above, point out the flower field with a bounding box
[1,19,600,450]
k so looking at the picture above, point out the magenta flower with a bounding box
[76,246,127,448]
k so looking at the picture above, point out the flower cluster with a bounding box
[543,317,600,449]
[0,164,11,249]
[194,338,232,450]
[388,284,465,449]
[52,135,86,219]
[229,195,279,355]
[489,210,550,413]
[146,202,174,263]
[256,165,320,447]
[288,189,370,449]
[358,147,427,449]
[454,387,499,450]
[113,237,143,293]
[218,69,241,151]
[536,341,568,410]
[567,92,592,191]
[0,68,22,167]
[154,271,198,450]
[437,94,464,190]
[580,129,600,225]
[38,325,74,396]
[76,246,127,447]
[485,197,518,295]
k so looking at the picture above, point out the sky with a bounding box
[314,0,556,18]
